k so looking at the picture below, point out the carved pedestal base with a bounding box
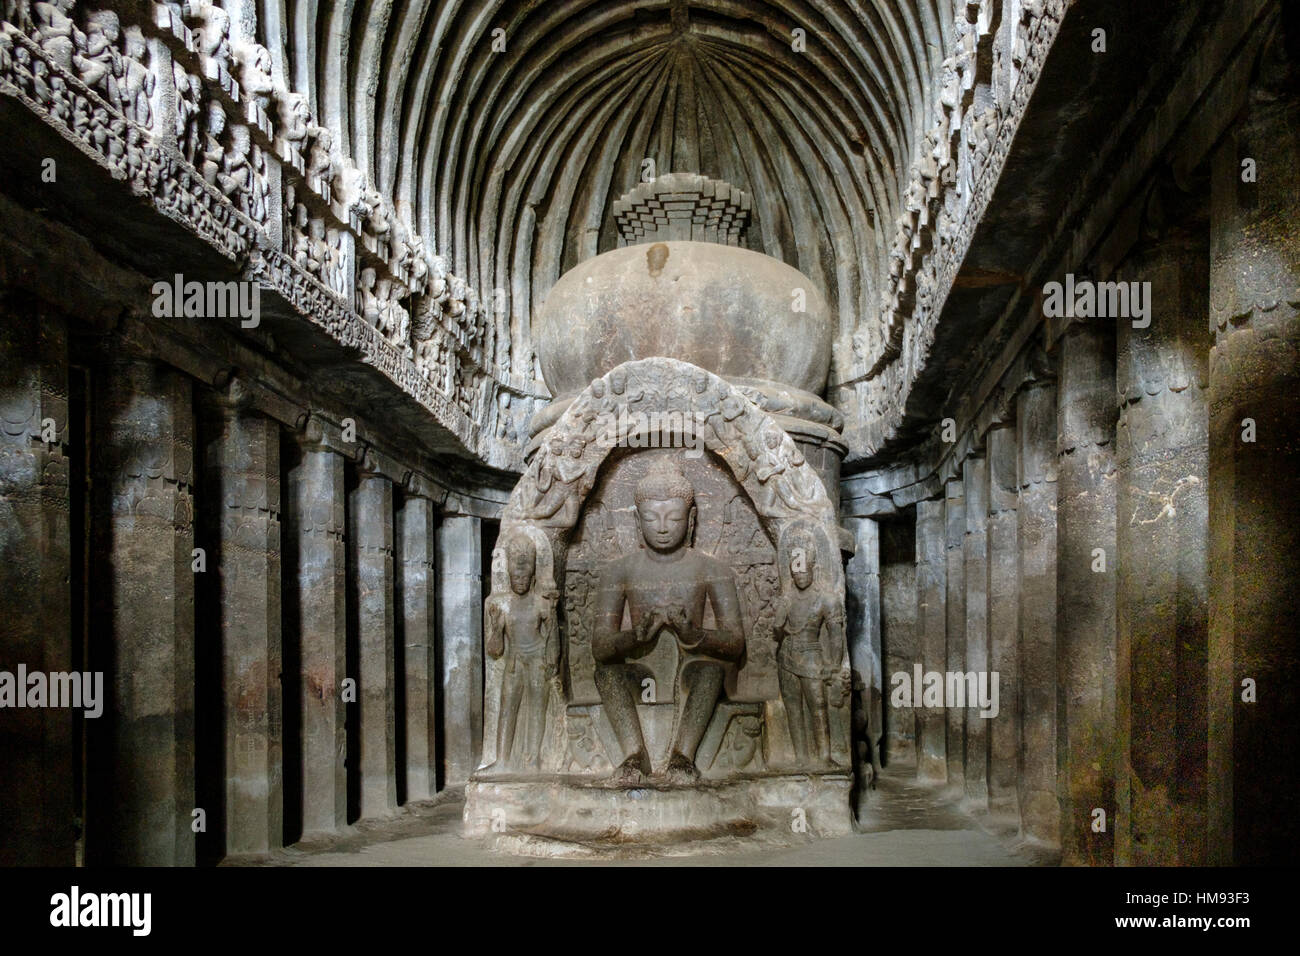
[463,773,853,858]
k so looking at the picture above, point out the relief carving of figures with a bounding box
[118,25,151,127]
[426,252,449,305]
[291,203,317,274]
[441,340,457,396]
[0,28,13,74]
[753,427,821,515]
[189,0,231,79]
[773,524,848,768]
[711,714,764,772]
[357,266,380,326]
[73,10,118,105]
[527,434,595,527]
[363,184,389,245]
[233,38,272,113]
[591,458,746,786]
[200,100,224,186]
[276,89,310,164]
[562,712,610,774]
[376,275,410,352]
[485,359,846,790]
[173,62,201,161]
[496,390,512,441]
[217,122,250,198]
[483,533,560,772]
[404,232,427,296]
[32,0,80,72]
[414,329,446,383]
[444,274,466,332]
[325,227,349,296]
[305,124,334,199]
[3,0,34,33]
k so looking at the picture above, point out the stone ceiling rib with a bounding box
[266,0,947,359]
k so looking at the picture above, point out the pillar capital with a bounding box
[404,469,449,505]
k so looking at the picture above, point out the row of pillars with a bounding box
[0,334,490,865]
[845,74,1298,864]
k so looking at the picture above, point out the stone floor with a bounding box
[242,771,1055,867]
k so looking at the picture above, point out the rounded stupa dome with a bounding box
[534,240,832,400]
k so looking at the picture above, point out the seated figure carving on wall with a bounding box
[591,458,745,786]
[474,357,851,789]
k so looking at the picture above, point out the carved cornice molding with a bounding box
[833,0,1070,459]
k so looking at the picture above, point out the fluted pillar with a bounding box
[0,308,73,865]
[1056,323,1117,865]
[1206,34,1300,865]
[350,462,397,817]
[90,358,196,866]
[287,429,347,836]
[199,384,283,856]
[1016,378,1059,845]
[437,513,483,785]
[398,483,438,801]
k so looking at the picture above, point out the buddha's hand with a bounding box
[665,606,695,645]
[634,609,665,645]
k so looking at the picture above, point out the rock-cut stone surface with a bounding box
[535,241,832,399]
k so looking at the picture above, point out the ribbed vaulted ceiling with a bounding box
[262,0,954,372]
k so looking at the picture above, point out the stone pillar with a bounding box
[986,424,1019,821]
[350,463,397,817]
[1055,323,1117,865]
[962,455,989,806]
[91,359,195,866]
[287,430,347,836]
[437,514,483,785]
[199,385,283,856]
[843,516,882,799]
[1206,40,1300,865]
[1016,378,1059,846]
[879,518,917,769]
[1114,217,1210,866]
[0,309,73,865]
[915,499,947,783]
[944,479,966,792]
[398,486,438,801]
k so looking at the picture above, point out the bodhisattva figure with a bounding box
[592,459,745,786]
[484,535,558,771]
[774,533,845,767]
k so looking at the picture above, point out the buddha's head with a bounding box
[505,535,536,595]
[633,459,695,554]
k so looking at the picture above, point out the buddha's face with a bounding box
[507,544,536,595]
[637,497,691,553]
